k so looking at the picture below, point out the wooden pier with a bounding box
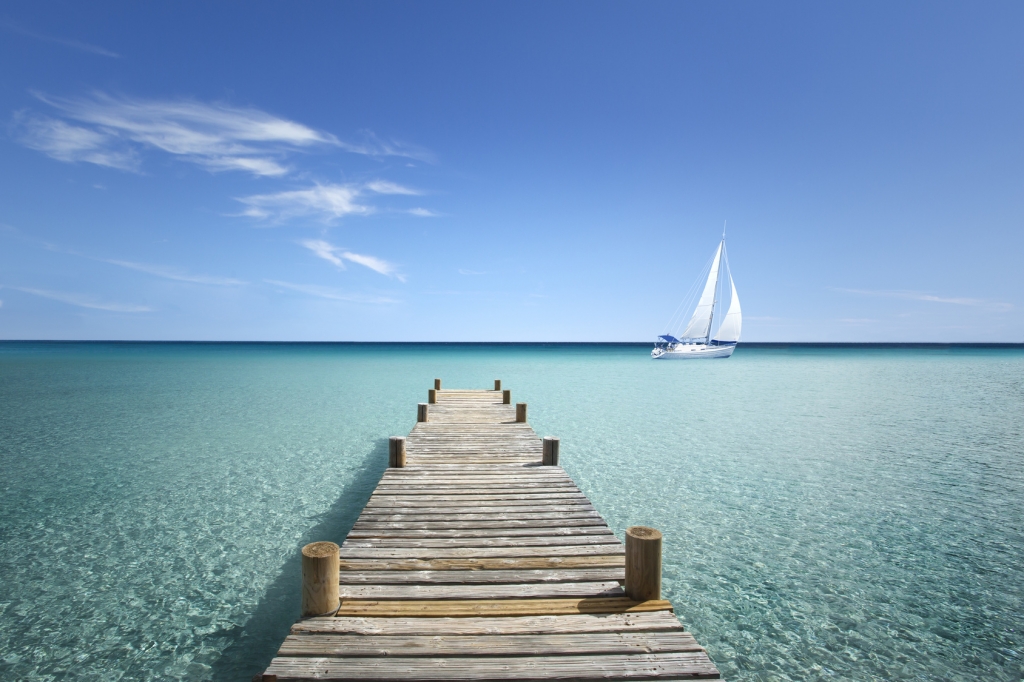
[258,382,721,681]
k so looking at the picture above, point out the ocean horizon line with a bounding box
[1,340,1022,348]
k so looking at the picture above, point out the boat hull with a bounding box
[652,343,735,359]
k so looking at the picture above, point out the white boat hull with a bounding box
[651,343,735,359]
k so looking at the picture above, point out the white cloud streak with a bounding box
[300,239,404,280]
[263,279,397,304]
[105,259,246,286]
[14,287,152,312]
[338,131,436,163]
[1,20,120,57]
[16,92,435,177]
[238,181,424,223]
[409,207,440,217]
[18,92,339,176]
[836,288,1013,312]
[13,112,139,170]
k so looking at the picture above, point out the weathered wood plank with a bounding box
[338,556,624,571]
[264,652,720,680]
[278,631,704,657]
[338,545,625,559]
[341,535,623,549]
[291,612,685,636]
[337,568,625,584]
[339,581,625,600]
[332,597,674,617]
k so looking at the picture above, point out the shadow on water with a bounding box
[210,438,389,681]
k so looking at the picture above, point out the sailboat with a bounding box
[652,234,741,359]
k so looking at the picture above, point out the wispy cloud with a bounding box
[835,288,1013,312]
[1,20,120,57]
[239,184,370,220]
[238,181,424,222]
[15,91,435,176]
[12,112,138,170]
[300,239,404,280]
[409,207,440,217]
[365,180,421,195]
[338,130,436,163]
[14,287,151,312]
[105,259,246,286]
[16,92,339,176]
[263,279,397,304]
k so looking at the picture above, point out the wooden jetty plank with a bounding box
[258,384,720,681]
[264,653,720,680]
[337,567,625,584]
[291,611,686,636]
[339,582,626,600]
[338,556,625,571]
[332,597,675,617]
[338,545,625,559]
[278,631,705,657]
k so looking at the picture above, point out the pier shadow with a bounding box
[210,438,389,681]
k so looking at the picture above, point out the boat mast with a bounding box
[704,225,726,344]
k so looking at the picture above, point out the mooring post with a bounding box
[625,526,662,601]
[389,436,406,468]
[301,541,340,617]
[417,402,428,422]
[428,388,437,404]
[542,436,560,465]
[494,379,501,391]
[434,378,442,390]
[516,402,527,423]
[502,389,511,404]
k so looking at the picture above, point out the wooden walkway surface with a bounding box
[260,386,721,681]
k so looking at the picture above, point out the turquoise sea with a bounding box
[0,342,1022,681]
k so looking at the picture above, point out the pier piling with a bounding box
[625,526,663,601]
[388,436,406,468]
[543,436,560,465]
[417,402,428,422]
[300,542,339,618]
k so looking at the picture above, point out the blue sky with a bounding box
[1,1,1021,341]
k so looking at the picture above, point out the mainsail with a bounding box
[679,242,722,340]
[711,274,742,343]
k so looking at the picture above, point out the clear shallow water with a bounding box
[0,342,1021,681]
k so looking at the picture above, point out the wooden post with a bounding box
[494,379,501,391]
[516,402,527,423]
[502,389,511,404]
[428,388,437,404]
[625,526,662,601]
[417,402,428,422]
[542,436,560,465]
[301,541,340,617]
[434,378,442,390]
[389,436,406,468]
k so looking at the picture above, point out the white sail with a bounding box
[680,242,723,340]
[712,274,742,343]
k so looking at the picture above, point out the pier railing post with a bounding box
[428,388,437,404]
[542,436,560,465]
[494,379,501,391]
[301,541,340,617]
[502,389,511,404]
[417,402,428,422]
[389,436,406,467]
[625,526,662,601]
[434,378,442,390]
[516,402,527,423]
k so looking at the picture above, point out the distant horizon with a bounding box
[3,339,1022,347]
